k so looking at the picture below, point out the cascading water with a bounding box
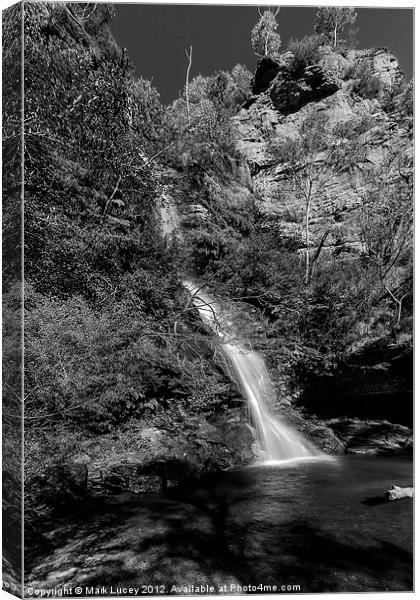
[184,280,319,464]
[157,181,319,464]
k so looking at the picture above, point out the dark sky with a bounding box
[110,5,413,104]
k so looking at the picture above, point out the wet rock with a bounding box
[305,424,346,455]
[347,447,377,456]
[89,454,196,495]
[325,418,412,456]
[86,408,255,496]
[220,420,254,465]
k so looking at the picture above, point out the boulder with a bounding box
[251,57,281,94]
[269,64,340,115]
[325,418,412,456]
[305,424,346,454]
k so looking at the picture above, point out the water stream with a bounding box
[184,281,319,464]
[28,456,413,593]
[25,188,413,593]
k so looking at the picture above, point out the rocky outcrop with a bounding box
[346,47,404,87]
[82,409,254,496]
[299,343,412,427]
[231,46,411,252]
[228,45,412,454]
[270,64,340,114]
[326,418,412,456]
[251,52,340,114]
[251,57,280,94]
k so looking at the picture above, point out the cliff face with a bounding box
[232,46,411,253]
[224,45,412,442]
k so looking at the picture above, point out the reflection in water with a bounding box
[183,281,318,462]
[28,457,413,593]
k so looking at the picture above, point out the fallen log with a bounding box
[385,485,413,501]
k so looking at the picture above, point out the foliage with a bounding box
[3,1,413,535]
[358,152,413,334]
[287,35,323,78]
[251,9,282,60]
[270,114,342,285]
[346,61,383,99]
[164,65,251,174]
[188,227,242,275]
[23,2,168,300]
[313,7,358,49]
[2,5,23,584]
[2,3,22,287]
[16,3,246,529]
[381,79,413,134]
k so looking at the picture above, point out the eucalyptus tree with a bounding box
[251,7,282,61]
[273,116,337,285]
[358,151,413,337]
[314,7,357,49]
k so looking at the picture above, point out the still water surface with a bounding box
[29,456,413,594]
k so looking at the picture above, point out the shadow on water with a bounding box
[28,458,413,593]
[362,495,390,506]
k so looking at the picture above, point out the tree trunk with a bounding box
[385,485,413,501]
[308,228,329,282]
[185,46,192,125]
[304,183,312,285]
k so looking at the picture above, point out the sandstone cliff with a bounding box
[223,44,413,445]
[232,46,412,255]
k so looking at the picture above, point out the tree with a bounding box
[230,64,252,102]
[271,115,347,285]
[314,7,357,49]
[251,7,281,60]
[359,152,413,338]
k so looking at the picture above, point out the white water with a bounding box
[184,281,319,464]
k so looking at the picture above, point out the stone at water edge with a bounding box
[385,485,413,501]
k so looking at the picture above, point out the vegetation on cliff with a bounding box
[3,4,251,534]
[165,10,412,431]
[2,4,413,549]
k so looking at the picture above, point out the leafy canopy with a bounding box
[314,7,357,49]
[251,9,282,60]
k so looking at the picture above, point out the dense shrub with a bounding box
[164,65,252,174]
[346,61,383,99]
[188,227,241,275]
[288,34,323,77]
[16,4,244,530]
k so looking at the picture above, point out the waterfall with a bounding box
[184,280,320,464]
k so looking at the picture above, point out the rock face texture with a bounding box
[229,45,412,448]
[269,63,340,114]
[81,409,254,496]
[232,46,411,253]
